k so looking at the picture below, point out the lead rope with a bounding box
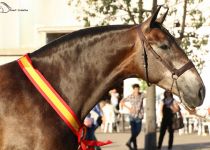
[170,75,210,121]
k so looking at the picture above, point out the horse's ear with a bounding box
[141,5,162,32]
[149,5,162,28]
[156,7,169,24]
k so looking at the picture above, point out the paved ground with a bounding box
[95,130,210,150]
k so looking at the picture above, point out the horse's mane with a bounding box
[38,25,134,52]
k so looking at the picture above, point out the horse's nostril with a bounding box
[198,86,205,103]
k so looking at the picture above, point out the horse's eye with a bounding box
[160,44,169,50]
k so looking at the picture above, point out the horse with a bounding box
[0,6,205,150]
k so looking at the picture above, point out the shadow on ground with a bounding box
[152,142,210,150]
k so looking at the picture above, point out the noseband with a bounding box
[137,25,194,86]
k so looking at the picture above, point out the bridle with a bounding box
[136,25,209,120]
[137,25,194,87]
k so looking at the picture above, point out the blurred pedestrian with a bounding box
[157,90,180,150]
[109,89,120,132]
[120,84,144,150]
[84,104,102,150]
[101,100,116,133]
[109,89,119,110]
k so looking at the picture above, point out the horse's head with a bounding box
[135,6,205,109]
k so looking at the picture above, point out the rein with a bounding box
[136,26,208,120]
[17,55,112,150]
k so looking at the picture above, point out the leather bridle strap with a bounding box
[142,40,150,86]
[136,26,210,121]
[172,61,194,77]
[137,25,194,85]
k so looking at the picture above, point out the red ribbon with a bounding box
[77,125,112,150]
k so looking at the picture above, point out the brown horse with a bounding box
[0,7,205,150]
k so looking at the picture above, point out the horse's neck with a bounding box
[30,27,138,120]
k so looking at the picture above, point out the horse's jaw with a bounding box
[157,69,205,110]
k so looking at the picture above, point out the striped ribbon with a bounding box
[17,54,112,150]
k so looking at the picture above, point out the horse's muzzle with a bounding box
[198,86,205,105]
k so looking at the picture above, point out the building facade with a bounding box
[0,0,82,64]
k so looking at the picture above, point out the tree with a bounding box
[167,0,208,72]
[68,0,208,72]
[68,0,151,26]
[144,2,157,150]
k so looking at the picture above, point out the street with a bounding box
[96,131,210,150]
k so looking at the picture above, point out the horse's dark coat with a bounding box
[0,25,137,149]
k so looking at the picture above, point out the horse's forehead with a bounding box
[148,28,168,42]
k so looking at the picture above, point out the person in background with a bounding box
[109,89,120,132]
[84,116,95,139]
[120,84,144,150]
[84,104,102,150]
[157,90,180,150]
[101,100,116,133]
[91,104,103,127]
[109,88,120,110]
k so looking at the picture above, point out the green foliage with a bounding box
[189,9,205,29]
[70,0,145,26]
[140,80,148,92]
[179,2,207,71]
